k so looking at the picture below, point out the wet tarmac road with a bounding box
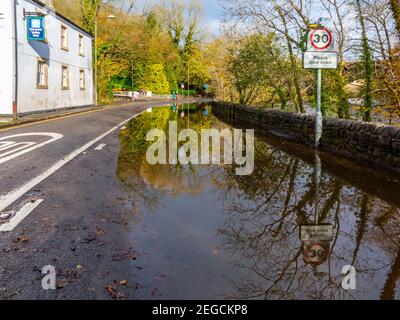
[0,99,208,299]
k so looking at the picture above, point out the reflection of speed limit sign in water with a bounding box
[309,27,334,51]
[303,241,330,265]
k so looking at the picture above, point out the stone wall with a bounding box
[211,102,400,173]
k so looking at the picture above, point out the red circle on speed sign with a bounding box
[310,27,333,50]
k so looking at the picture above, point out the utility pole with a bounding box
[94,20,97,106]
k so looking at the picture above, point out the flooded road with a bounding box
[117,104,400,300]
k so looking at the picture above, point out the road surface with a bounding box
[0,99,208,300]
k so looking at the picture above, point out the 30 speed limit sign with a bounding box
[304,25,337,69]
[308,27,335,52]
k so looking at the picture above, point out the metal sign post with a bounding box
[303,23,338,149]
[316,69,323,148]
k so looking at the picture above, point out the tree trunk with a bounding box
[276,6,304,113]
[355,0,373,122]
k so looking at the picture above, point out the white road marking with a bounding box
[0,142,36,157]
[0,199,44,232]
[0,142,17,151]
[0,133,63,165]
[0,110,145,231]
[94,143,106,151]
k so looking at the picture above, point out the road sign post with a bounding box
[303,24,338,148]
[315,70,323,149]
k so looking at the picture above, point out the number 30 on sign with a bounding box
[308,27,335,52]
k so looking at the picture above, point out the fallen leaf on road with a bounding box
[112,249,138,262]
[95,228,106,236]
[56,280,67,289]
[119,280,128,286]
[13,237,30,243]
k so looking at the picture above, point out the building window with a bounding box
[79,35,84,56]
[61,65,69,89]
[61,25,68,50]
[37,59,48,89]
[79,69,86,90]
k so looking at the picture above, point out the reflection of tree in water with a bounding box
[117,105,400,299]
[216,138,400,300]
[117,105,214,210]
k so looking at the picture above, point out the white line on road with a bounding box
[0,199,44,232]
[0,133,63,165]
[94,143,106,151]
[0,142,36,158]
[0,111,145,231]
[0,142,17,151]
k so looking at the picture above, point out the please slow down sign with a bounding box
[303,51,338,69]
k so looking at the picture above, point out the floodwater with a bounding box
[117,104,400,300]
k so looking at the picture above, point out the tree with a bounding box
[79,0,101,34]
[54,0,81,24]
[223,0,315,112]
[366,0,400,123]
[274,3,306,113]
[157,0,203,56]
[321,0,351,119]
[228,35,267,105]
[96,39,124,102]
[390,0,400,39]
[141,64,171,94]
[227,33,288,106]
[153,0,206,87]
[355,0,374,122]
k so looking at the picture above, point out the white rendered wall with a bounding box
[16,0,94,114]
[0,1,14,116]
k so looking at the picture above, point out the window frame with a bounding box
[79,69,86,90]
[61,24,69,51]
[78,34,85,56]
[37,58,48,89]
[61,65,70,90]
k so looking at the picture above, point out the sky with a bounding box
[199,0,224,35]
[134,0,225,35]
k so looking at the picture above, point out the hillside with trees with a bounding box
[54,0,211,102]
[55,0,400,124]
[211,0,400,124]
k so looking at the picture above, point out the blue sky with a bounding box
[202,0,222,18]
[135,0,224,35]
[200,0,223,24]
[200,0,224,35]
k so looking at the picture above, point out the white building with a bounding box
[0,0,94,117]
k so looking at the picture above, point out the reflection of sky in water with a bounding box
[118,105,400,300]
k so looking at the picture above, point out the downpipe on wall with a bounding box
[13,0,18,120]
